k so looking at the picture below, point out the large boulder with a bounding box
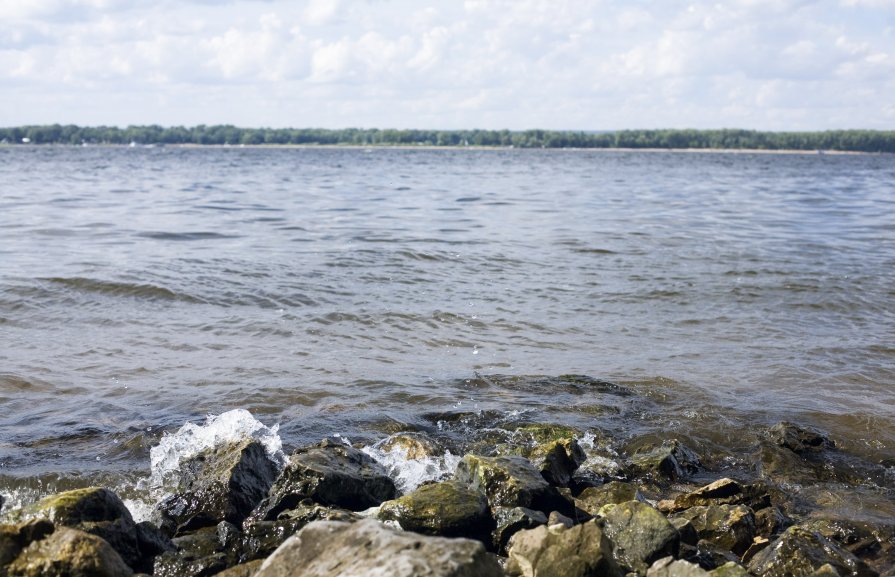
[378,481,492,542]
[671,504,756,556]
[11,487,148,571]
[505,519,619,577]
[6,526,132,577]
[254,519,502,577]
[602,500,680,575]
[154,439,280,535]
[747,525,877,577]
[250,440,396,521]
[455,455,570,515]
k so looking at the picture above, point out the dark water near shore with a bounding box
[1,146,893,508]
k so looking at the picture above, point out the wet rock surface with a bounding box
[2,376,893,577]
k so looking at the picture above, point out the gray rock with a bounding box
[455,454,570,515]
[602,500,680,575]
[251,440,396,521]
[648,556,710,577]
[747,525,877,577]
[767,422,834,453]
[255,519,502,577]
[153,522,239,577]
[240,501,358,563]
[492,506,547,555]
[506,519,619,577]
[154,440,280,535]
[378,480,492,542]
[6,526,133,577]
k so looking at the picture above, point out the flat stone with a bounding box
[255,519,502,577]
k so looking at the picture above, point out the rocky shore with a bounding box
[2,377,893,577]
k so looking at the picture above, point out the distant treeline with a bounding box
[1,125,894,152]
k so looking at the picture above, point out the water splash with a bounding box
[148,409,285,491]
[362,436,461,494]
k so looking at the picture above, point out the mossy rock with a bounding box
[627,439,701,484]
[575,481,644,517]
[6,526,132,577]
[154,440,280,535]
[602,500,680,575]
[1,519,55,571]
[492,506,547,555]
[747,525,876,577]
[671,504,756,556]
[250,439,396,521]
[10,487,144,571]
[511,424,582,445]
[379,480,492,542]
[709,562,750,577]
[455,455,570,515]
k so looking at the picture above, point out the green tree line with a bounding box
[1,125,893,152]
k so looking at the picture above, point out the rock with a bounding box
[154,440,280,535]
[505,519,619,577]
[602,500,680,575]
[12,487,144,571]
[628,439,700,483]
[809,564,843,577]
[6,526,132,577]
[134,521,175,563]
[575,481,645,517]
[153,522,239,577]
[255,519,502,577]
[747,525,877,577]
[658,478,770,513]
[753,506,792,538]
[709,562,750,577]
[801,518,895,576]
[647,556,710,577]
[240,501,358,563]
[741,536,770,564]
[215,559,265,577]
[250,440,396,521]
[378,481,492,542]
[0,495,4,512]
[669,517,699,546]
[671,504,756,556]
[767,422,834,453]
[1,519,55,571]
[492,507,547,555]
[455,455,570,515]
[547,511,574,528]
[529,438,587,487]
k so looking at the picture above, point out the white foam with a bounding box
[362,437,460,494]
[148,409,285,491]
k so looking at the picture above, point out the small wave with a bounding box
[136,231,241,241]
[39,277,201,303]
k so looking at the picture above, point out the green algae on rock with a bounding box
[377,480,492,542]
[6,526,132,577]
[455,454,570,515]
[602,500,680,575]
[506,519,619,577]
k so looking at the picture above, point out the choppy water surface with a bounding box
[1,146,893,511]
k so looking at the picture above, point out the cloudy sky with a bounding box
[1,0,893,130]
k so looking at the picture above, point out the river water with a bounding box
[1,146,893,510]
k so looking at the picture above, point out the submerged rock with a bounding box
[455,455,570,515]
[747,525,877,577]
[6,526,132,577]
[602,500,680,575]
[251,439,396,521]
[154,439,280,535]
[628,439,701,483]
[254,519,502,577]
[378,480,492,542]
[766,422,834,454]
[505,519,618,577]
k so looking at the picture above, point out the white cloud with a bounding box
[0,0,893,129]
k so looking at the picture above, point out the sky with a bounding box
[1,0,893,130]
